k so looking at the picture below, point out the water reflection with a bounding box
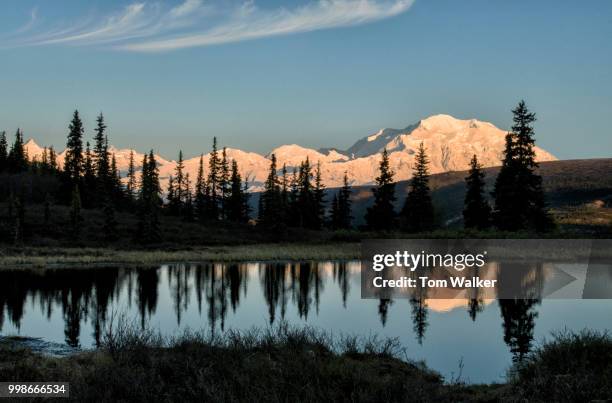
[0,261,556,365]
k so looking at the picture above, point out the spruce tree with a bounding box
[365,148,396,231]
[338,172,352,229]
[401,142,434,232]
[280,164,289,224]
[48,146,58,172]
[8,129,28,173]
[220,147,230,219]
[137,151,162,243]
[64,111,85,185]
[110,153,124,206]
[228,160,247,222]
[183,173,194,222]
[0,131,7,172]
[463,155,491,230]
[297,158,318,229]
[83,142,97,207]
[313,162,326,230]
[287,168,299,227]
[93,114,111,200]
[260,154,282,226]
[195,154,207,223]
[169,151,185,216]
[126,150,137,202]
[493,101,552,232]
[207,138,220,220]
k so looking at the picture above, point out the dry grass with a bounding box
[0,243,360,269]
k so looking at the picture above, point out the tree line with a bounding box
[0,100,551,245]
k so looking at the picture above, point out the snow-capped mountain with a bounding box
[23,114,557,192]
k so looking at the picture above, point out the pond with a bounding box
[1,262,611,384]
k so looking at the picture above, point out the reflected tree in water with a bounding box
[136,267,159,330]
[378,298,393,326]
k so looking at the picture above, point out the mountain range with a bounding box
[23,114,557,192]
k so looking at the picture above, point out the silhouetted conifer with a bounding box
[227,160,247,222]
[8,129,28,173]
[220,147,230,219]
[83,142,97,208]
[137,151,162,243]
[313,162,326,230]
[401,142,434,232]
[126,149,137,203]
[463,154,491,230]
[337,172,352,229]
[493,101,552,232]
[260,154,282,226]
[365,148,396,231]
[207,138,220,220]
[64,111,85,186]
[0,131,7,172]
[195,154,207,223]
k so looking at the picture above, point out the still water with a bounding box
[1,262,611,384]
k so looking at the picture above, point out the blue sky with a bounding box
[0,0,611,159]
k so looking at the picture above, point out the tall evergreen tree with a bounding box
[137,151,162,243]
[110,153,124,205]
[296,158,319,229]
[82,142,97,208]
[126,149,137,202]
[207,138,220,220]
[168,151,185,216]
[47,146,58,172]
[227,160,247,222]
[64,111,85,185]
[260,154,282,226]
[463,155,491,230]
[195,154,208,223]
[93,114,111,202]
[365,148,396,231]
[220,147,230,219]
[183,173,194,222]
[493,101,552,232]
[280,164,289,224]
[401,142,434,232]
[337,172,352,229]
[8,129,28,173]
[0,131,7,172]
[313,162,326,230]
[287,168,299,227]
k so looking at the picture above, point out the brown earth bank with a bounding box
[1,325,611,402]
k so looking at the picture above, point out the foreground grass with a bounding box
[0,243,361,269]
[1,324,611,402]
[0,322,488,403]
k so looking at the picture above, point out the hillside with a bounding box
[347,158,612,231]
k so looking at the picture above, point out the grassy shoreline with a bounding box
[2,324,611,402]
[0,242,361,269]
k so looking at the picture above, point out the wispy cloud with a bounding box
[3,0,414,52]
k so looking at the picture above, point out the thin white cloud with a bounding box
[3,0,414,52]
